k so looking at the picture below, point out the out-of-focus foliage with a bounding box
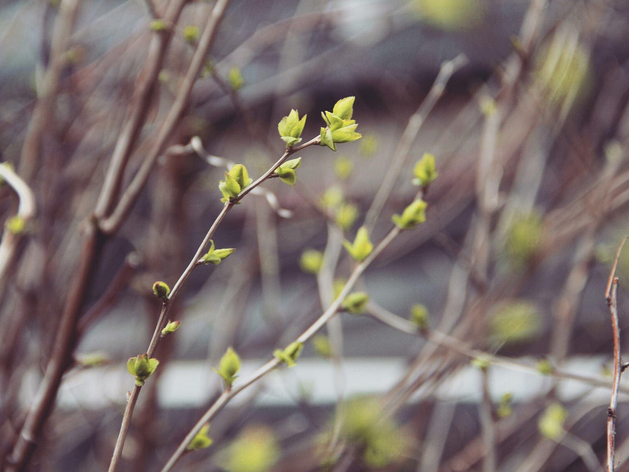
[503,211,543,268]
[331,397,407,468]
[411,0,485,31]
[538,403,567,440]
[535,30,592,114]
[222,426,279,472]
[489,300,541,346]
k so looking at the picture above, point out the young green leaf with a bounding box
[187,424,213,451]
[274,341,303,367]
[343,226,373,262]
[392,199,427,229]
[201,240,236,265]
[218,164,252,203]
[278,110,307,147]
[332,96,355,121]
[5,216,26,235]
[213,347,241,388]
[341,292,369,314]
[321,186,344,209]
[127,354,159,386]
[412,153,438,187]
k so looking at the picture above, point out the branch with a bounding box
[607,236,627,472]
[364,54,467,229]
[99,0,233,234]
[107,137,319,471]
[159,222,408,471]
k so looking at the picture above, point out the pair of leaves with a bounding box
[273,341,303,367]
[392,199,427,230]
[343,227,373,262]
[201,240,235,265]
[278,109,307,148]
[219,164,252,203]
[188,425,213,451]
[274,157,301,186]
[127,354,159,387]
[213,347,241,388]
[320,97,362,151]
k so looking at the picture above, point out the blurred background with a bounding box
[3,0,629,470]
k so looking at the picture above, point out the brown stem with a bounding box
[607,236,627,472]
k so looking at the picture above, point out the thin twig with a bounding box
[159,220,409,471]
[364,54,467,229]
[607,236,627,472]
[107,137,319,471]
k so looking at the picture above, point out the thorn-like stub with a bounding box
[608,407,616,419]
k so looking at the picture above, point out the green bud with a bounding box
[227,66,244,91]
[535,358,553,375]
[319,98,362,151]
[201,240,235,265]
[300,249,323,274]
[320,186,344,209]
[219,164,252,202]
[412,153,438,187]
[183,25,200,43]
[343,226,373,262]
[274,157,302,186]
[152,281,170,300]
[471,356,490,370]
[497,392,513,418]
[312,335,333,358]
[409,304,429,330]
[334,156,354,180]
[278,110,307,147]
[335,202,359,231]
[213,347,241,388]
[161,320,180,336]
[538,403,567,440]
[392,199,427,229]
[274,341,303,367]
[342,292,369,314]
[149,19,167,31]
[5,216,26,235]
[187,424,213,451]
[127,354,159,387]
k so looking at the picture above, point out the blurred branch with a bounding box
[606,236,627,472]
[364,53,468,229]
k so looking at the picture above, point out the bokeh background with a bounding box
[2,0,629,470]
